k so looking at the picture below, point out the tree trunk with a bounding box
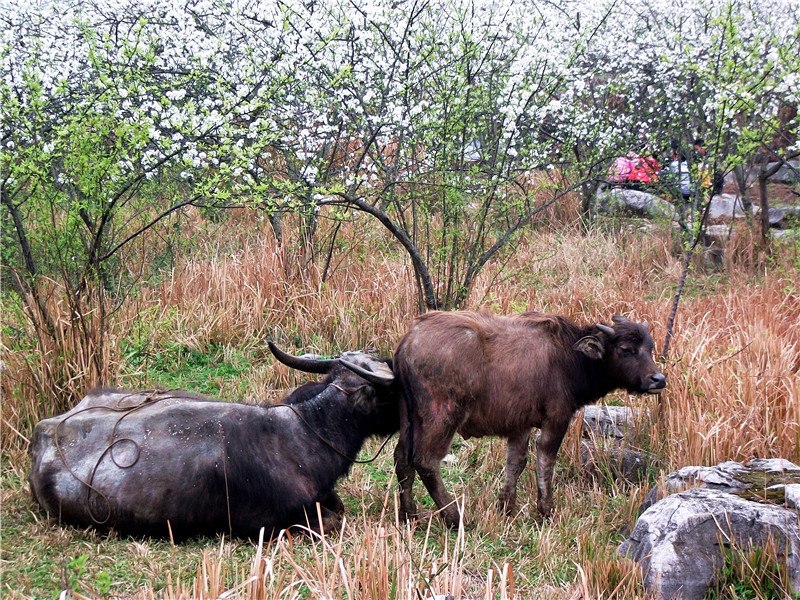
[733,165,752,211]
[757,159,785,245]
[758,172,770,245]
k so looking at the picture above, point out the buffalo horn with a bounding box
[267,339,339,374]
[596,323,615,336]
[339,357,395,386]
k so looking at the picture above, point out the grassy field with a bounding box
[2,206,799,599]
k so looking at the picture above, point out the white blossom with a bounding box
[166,89,187,101]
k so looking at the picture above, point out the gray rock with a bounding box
[784,484,800,510]
[580,439,650,483]
[773,228,800,241]
[766,160,800,185]
[768,205,800,228]
[743,160,799,185]
[703,224,735,241]
[701,225,732,269]
[582,405,636,439]
[596,188,676,220]
[749,457,800,473]
[580,406,651,483]
[706,194,756,220]
[640,458,800,513]
[618,487,800,600]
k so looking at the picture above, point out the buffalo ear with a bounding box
[574,335,605,359]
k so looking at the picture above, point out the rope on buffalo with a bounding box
[53,390,184,525]
[281,400,395,464]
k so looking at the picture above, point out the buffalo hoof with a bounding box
[398,506,418,524]
[497,494,517,516]
[536,501,554,520]
[408,508,462,530]
[438,506,462,529]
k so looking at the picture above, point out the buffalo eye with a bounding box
[619,346,636,355]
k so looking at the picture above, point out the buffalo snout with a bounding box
[646,371,667,393]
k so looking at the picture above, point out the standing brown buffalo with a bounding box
[392,311,666,527]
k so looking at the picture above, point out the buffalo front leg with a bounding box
[318,489,345,517]
[498,430,531,515]
[318,505,344,534]
[535,419,570,517]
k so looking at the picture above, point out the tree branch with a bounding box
[98,196,203,263]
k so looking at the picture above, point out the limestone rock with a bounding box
[622,459,800,599]
[784,484,800,510]
[582,405,636,439]
[580,439,649,484]
[640,458,800,513]
[768,205,800,228]
[580,406,650,483]
[741,160,799,185]
[706,194,755,221]
[596,188,676,220]
[619,487,800,600]
[763,160,799,185]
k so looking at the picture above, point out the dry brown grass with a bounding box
[1,282,115,449]
[654,262,800,468]
[2,207,799,598]
[148,217,414,351]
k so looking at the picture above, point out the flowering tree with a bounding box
[561,0,799,354]
[542,0,798,212]
[1,0,298,400]
[2,0,798,395]
[251,0,597,309]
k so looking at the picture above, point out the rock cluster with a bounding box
[596,158,799,232]
[580,405,650,484]
[618,459,800,599]
[579,407,800,598]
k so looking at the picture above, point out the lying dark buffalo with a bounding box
[392,312,666,527]
[28,343,399,539]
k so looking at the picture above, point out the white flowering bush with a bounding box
[1,0,798,382]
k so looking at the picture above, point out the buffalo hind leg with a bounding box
[394,438,418,521]
[498,430,531,515]
[416,462,460,528]
[413,428,461,528]
[535,419,570,517]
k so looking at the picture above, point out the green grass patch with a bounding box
[1,462,254,599]
[705,541,800,600]
[120,339,254,398]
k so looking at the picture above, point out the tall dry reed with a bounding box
[3,205,799,599]
[5,208,798,478]
[1,281,115,451]
[122,503,517,600]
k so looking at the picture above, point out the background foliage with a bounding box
[1,0,800,597]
